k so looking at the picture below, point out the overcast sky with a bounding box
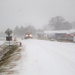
[0,0,75,31]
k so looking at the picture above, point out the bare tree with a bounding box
[49,16,72,30]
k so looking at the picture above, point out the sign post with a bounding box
[5,28,13,50]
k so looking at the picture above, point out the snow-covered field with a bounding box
[0,39,75,75]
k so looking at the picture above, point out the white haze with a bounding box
[0,0,75,31]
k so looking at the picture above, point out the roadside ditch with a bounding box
[0,44,22,75]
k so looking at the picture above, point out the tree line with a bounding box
[13,25,36,37]
[13,16,75,37]
[43,16,75,30]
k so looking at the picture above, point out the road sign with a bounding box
[6,36,12,41]
[5,28,13,35]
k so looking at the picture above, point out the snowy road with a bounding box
[18,39,75,75]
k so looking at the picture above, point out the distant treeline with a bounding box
[13,16,75,37]
[13,25,36,37]
[43,16,75,30]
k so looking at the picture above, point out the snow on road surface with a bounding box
[1,39,75,75]
[17,39,75,75]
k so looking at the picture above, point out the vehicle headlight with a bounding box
[29,34,32,37]
[26,35,28,37]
